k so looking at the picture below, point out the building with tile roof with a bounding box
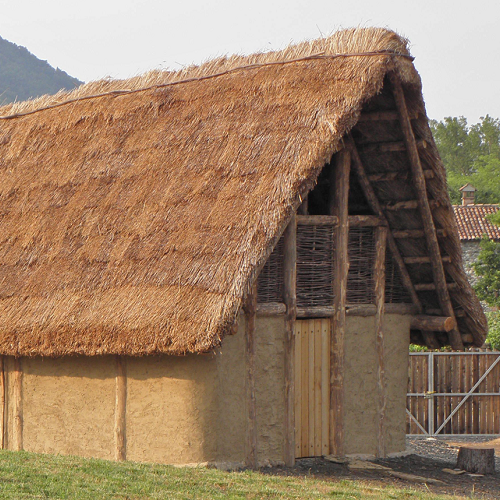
[453,187,500,291]
[453,204,500,242]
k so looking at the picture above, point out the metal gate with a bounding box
[407,352,500,436]
[294,318,330,457]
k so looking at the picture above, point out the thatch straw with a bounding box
[0,28,485,356]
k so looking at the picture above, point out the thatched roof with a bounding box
[0,28,487,356]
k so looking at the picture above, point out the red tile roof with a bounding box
[453,204,500,241]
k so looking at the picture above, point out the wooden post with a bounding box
[13,357,22,452]
[374,226,387,458]
[244,283,258,468]
[389,73,463,350]
[115,355,127,461]
[329,149,350,456]
[0,356,4,450]
[283,213,297,466]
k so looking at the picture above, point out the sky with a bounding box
[1,0,499,123]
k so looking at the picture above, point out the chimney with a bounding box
[459,183,476,206]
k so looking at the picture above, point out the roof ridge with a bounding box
[453,204,500,208]
[0,50,412,122]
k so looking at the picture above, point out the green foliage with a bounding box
[0,36,82,105]
[473,237,500,307]
[485,312,500,351]
[430,116,500,204]
[409,344,428,352]
[488,210,500,226]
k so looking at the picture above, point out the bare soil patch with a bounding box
[447,437,500,454]
[265,436,500,499]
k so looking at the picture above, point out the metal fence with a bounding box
[407,352,500,436]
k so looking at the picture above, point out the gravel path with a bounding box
[407,435,500,470]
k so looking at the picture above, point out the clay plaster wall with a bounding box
[2,315,286,466]
[1,312,408,463]
[20,356,115,459]
[343,314,410,456]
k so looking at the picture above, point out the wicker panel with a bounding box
[385,249,412,303]
[347,227,376,304]
[257,236,284,303]
[296,225,335,307]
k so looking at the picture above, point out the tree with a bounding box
[488,210,500,226]
[474,237,500,307]
[430,116,500,204]
[473,236,500,351]
[485,312,500,351]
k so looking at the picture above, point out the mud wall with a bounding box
[344,313,410,456]
[0,312,408,463]
[1,315,286,466]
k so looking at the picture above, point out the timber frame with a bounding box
[251,74,478,464]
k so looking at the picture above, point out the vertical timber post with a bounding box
[428,352,435,436]
[13,357,22,452]
[330,149,350,456]
[374,225,388,458]
[115,355,127,461]
[244,282,258,468]
[283,213,297,466]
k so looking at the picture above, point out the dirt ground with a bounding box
[265,436,500,499]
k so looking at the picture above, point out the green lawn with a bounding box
[0,450,466,499]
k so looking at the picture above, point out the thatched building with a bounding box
[0,28,487,467]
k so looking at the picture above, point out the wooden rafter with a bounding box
[389,73,464,350]
[368,169,435,183]
[346,135,422,313]
[383,200,439,211]
[393,229,446,239]
[357,110,419,122]
[358,139,427,154]
[414,282,458,292]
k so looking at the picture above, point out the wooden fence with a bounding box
[407,352,500,435]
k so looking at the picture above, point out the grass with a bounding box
[0,450,467,500]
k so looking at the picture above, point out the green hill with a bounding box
[0,36,82,105]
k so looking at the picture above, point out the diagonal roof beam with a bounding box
[346,135,422,314]
[389,73,464,350]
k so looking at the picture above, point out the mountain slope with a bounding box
[0,36,82,104]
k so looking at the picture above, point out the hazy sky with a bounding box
[1,0,499,122]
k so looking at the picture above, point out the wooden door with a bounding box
[294,318,330,458]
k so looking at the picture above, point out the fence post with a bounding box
[428,352,434,436]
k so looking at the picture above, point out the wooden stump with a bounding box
[457,447,495,474]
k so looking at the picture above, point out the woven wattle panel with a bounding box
[257,236,285,303]
[296,224,336,307]
[347,226,376,304]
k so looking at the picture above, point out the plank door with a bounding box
[294,318,330,458]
